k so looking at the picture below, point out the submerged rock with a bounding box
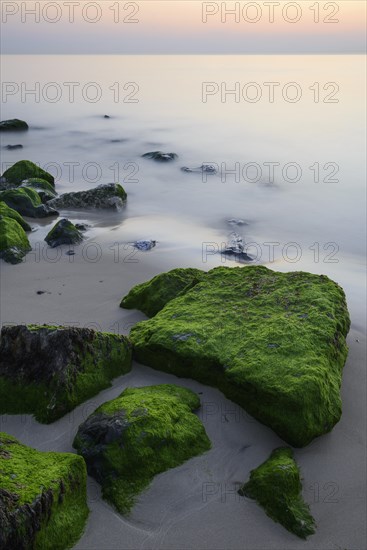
[0,325,132,422]
[4,144,23,150]
[121,267,206,317]
[45,219,84,248]
[0,201,31,231]
[238,447,316,539]
[0,119,28,131]
[0,188,59,218]
[125,266,351,446]
[0,215,31,264]
[142,151,178,162]
[222,232,254,262]
[2,160,54,186]
[181,164,217,174]
[73,384,210,514]
[133,239,156,251]
[0,432,88,550]
[48,183,127,210]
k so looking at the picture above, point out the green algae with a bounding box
[238,447,316,539]
[45,219,83,248]
[0,325,132,423]
[0,119,28,131]
[0,187,57,218]
[73,384,211,514]
[0,432,88,550]
[2,160,54,186]
[127,266,350,447]
[0,216,31,264]
[0,201,31,231]
[22,178,57,202]
[120,267,206,317]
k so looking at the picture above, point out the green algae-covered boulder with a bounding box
[0,119,28,131]
[45,219,83,248]
[0,188,58,218]
[0,201,31,231]
[127,266,350,447]
[0,432,88,550]
[21,178,57,203]
[48,183,127,210]
[238,447,316,539]
[73,384,211,514]
[0,325,132,423]
[0,216,31,264]
[120,267,207,317]
[2,160,54,186]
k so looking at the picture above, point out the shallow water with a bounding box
[0,54,366,549]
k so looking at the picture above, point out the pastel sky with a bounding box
[1,1,366,54]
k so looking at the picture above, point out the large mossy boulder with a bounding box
[0,188,58,218]
[73,384,211,514]
[45,219,84,248]
[48,183,127,210]
[2,160,54,186]
[125,266,351,447]
[120,267,206,317]
[238,447,316,539]
[0,325,132,423]
[0,119,28,132]
[0,201,31,231]
[0,216,31,264]
[0,432,88,550]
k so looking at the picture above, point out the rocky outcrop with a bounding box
[45,219,84,248]
[238,447,316,539]
[124,265,351,447]
[48,183,127,210]
[0,432,88,550]
[142,151,178,162]
[0,325,132,422]
[73,384,211,514]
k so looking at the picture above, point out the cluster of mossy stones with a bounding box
[0,119,351,548]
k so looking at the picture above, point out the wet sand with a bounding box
[1,225,366,550]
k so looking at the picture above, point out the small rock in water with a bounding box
[133,240,156,251]
[36,290,51,295]
[222,232,254,262]
[227,218,248,226]
[75,223,89,231]
[142,151,178,162]
[181,164,217,174]
[0,119,28,132]
[4,144,23,150]
[104,115,110,119]
[66,250,75,256]
[45,219,84,248]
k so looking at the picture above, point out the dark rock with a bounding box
[45,219,84,248]
[0,215,31,264]
[0,325,132,422]
[48,183,127,210]
[181,164,217,174]
[142,151,178,162]
[222,232,254,262]
[0,119,28,132]
[4,144,23,150]
[2,160,54,186]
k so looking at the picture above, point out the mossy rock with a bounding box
[0,201,31,232]
[128,266,350,447]
[0,188,58,218]
[0,216,31,264]
[120,267,207,317]
[0,432,88,550]
[73,384,211,514]
[0,325,132,423]
[21,178,57,203]
[48,183,127,210]
[0,119,28,131]
[238,447,316,539]
[45,219,84,248]
[2,160,54,186]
